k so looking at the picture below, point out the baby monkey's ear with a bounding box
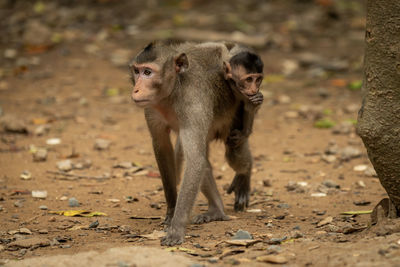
[223,61,233,80]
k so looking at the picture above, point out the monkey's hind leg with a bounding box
[225,138,252,211]
[193,160,230,224]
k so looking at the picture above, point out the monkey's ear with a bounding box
[174,53,189,73]
[224,42,235,51]
[223,61,232,80]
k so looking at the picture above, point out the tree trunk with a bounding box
[357,0,400,215]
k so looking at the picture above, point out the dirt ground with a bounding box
[1,1,400,266]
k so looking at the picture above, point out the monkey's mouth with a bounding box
[133,99,151,106]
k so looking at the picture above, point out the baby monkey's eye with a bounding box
[143,69,152,76]
[133,68,139,74]
[246,77,253,83]
[256,77,262,84]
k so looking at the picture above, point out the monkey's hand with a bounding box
[226,129,246,148]
[227,173,250,211]
[248,92,263,106]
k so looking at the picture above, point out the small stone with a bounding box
[277,203,290,209]
[57,159,73,171]
[60,196,68,201]
[344,104,359,113]
[355,180,366,188]
[332,121,353,135]
[34,125,50,136]
[150,203,161,209]
[48,217,56,222]
[266,245,282,253]
[4,48,17,59]
[353,200,371,206]
[316,230,327,235]
[14,200,23,208]
[263,179,271,187]
[20,170,32,180]
[33,148,48,162]
[321,154,336,163]
[68,197,80,207]
[364,167,377,177]
[39,229,48,234]
[39,205,48,210]
[311,193,327,197]
[113,161,133,169]
[94,138,111,150]
[46,138,61,145]
[32,190,47,199]
[257,255,288,264]
[19,228,32,235]
[0,244,4,252]
[339,146,361,161]
[118,225,131,233]
[354,165,368,172]
[317,216,333,227]
[290,230,304,239]
[0,114,28,133]
[89,220,99,229]
[232,229,253,240]
[73,159,92,170]
[60,244,71,249]
[322,180,340,189]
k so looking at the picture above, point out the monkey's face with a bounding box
[130,62,165,107]
[231,65,263,97]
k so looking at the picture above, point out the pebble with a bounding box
[60,196,68,201]
[68,197,80,207]
[321,154,336,163]
[284,111,299,119]
[232,229,253,240]
[0,244,4,252]
[356,180,366,188]
[317,216,333,227]
[73,159,92,170]
[94,138,111,150]
[19,228,32,235]
[4,48,17,59]
[89,220,99,229]
[0,114,28,133]
[266,245,282,253]
[39,205,48,210]
[322,180,340,189]
[311,192,327,197]
[354,164,368,172]
[364,166,377,177]
[113,161,134,169]
[277,94,291,104]
[14,200,23,208]
[257,255,288,264]
[34,125,50,136]
[340,146,361,161]
[23,20,51,45]
[39,229,48,234]
[263,179,271,187]
[57,159,73,171]
[285,181,306,193]
[32,190,48,199]
[332,121,353,135]
[33,148,48,162]
[20,170,32,180]
[277,203,290,209]
[46,138,61,145]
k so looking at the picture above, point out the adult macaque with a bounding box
[129,41,258,245]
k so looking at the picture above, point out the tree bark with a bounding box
[357,0,400,215]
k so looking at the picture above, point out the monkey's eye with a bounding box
[256,77,262,84]
[143,69,152,76]
[133,68,139,75]
[246,77,253,83]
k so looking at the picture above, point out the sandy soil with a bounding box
[1,1,400,266]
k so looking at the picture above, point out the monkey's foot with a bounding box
[161,228,185,246]
[371,198,399,225]
[193,211,230,224]
[227,174,250,211]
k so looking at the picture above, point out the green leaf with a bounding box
[348,80,363,91]
[314,118,336,129]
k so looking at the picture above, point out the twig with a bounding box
[46,170,109,181]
